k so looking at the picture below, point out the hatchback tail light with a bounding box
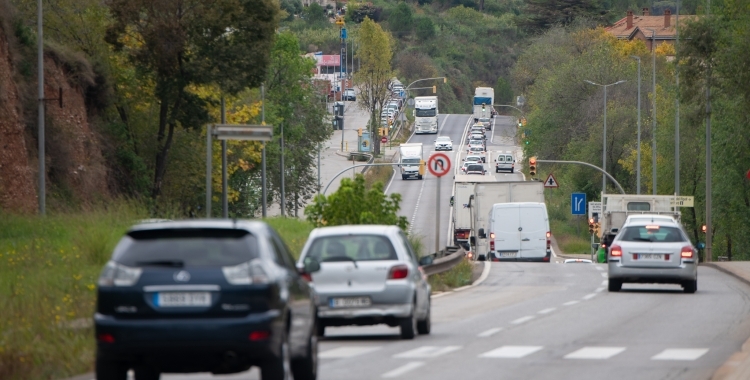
[388,265,409,280]
[222,259,271,285]
[681,246,694,258]
[98,261,143,287]
[97,333,115,343]
[610,245,623,257]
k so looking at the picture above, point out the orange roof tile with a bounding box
[605,14,700,39]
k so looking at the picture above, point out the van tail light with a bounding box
[388,265,409,280]
[546,231,551,249]
[610,245,623,257]
[681,246,694,258]
[490,240,495,251]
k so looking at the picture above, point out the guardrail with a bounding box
[422,246,465,276]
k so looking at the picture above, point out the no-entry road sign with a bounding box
[428,153,451,177]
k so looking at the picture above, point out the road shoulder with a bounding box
[707,262,750,380]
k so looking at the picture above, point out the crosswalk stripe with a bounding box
[320,346,382,359]
[652,348,709,361]
[394,346,462,358]
[381,362,424,378]
[564,347,626,359]
[480,346,544,358]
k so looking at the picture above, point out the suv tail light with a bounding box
[222,259,271,285]
[98,261,143,287]
[681,246,694,258]
[388,265,409,280]
[610,245,623,257]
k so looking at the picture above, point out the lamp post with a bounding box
[584,79,626,194]
[404,77,447,92]
[645,28,657,195]
[630,56,642,194]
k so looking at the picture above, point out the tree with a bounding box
[305,174,408,230]
[388,2,413,38]
[495,77,514,105]
[415,17,436,40]
[518,0,606,34]
[105,0,278,198]
[353,17,393,155]
[303,3,328,27]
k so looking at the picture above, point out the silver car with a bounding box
[607,215,698,293]
[298,225,433,339]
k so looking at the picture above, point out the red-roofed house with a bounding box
[605,8,699,52]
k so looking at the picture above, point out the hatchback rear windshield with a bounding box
[307,235,397,262]
[618,226,686,243]
[114,228,258,267]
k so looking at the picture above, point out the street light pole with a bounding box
[631,56,642,194]
[645,28,657,195]
[675,0,681,196]
[584,79,626,194]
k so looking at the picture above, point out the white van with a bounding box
[478,202,551,262]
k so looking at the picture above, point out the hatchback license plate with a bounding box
[639,254,663,260]
[329,297,371,308]
[156,292,211,307]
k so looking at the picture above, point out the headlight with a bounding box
[98,261,143,287]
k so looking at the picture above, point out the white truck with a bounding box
[452,175,499,247]
[473,87,494,121]
[414,96,439,134]
[598,194,682,249]
[399,143,424,180]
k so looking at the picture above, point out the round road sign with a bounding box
[381,136,387,143]
[428,153,451,177]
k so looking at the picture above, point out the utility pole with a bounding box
[675,0,680,196]
[631,56,642,194]
[280,122,285,217]
[261,83,267,218]
[221,96,228,218]
[705,0,713,262]
[648,29,658,195]
[37,0,45,215]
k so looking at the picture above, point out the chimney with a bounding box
[642,7,649,16]
[626,10,633,29]
[664,9,671,28]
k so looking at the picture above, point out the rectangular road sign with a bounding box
[571,193,586,215]
[588,201,602,220]
[669,196,694,207]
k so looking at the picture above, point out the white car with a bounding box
[434,136,453,151]
[466,146,486,161]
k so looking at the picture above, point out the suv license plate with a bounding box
[156,292,211,307]
[329,297,371,308]
[639,254,663,260]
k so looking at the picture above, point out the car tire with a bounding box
[315,321,326,337]
[134,366,160,380]
[291,322,318,380]
[400,305,417,340]
[608,279,622,292]
[261,337,291,380]
[95,354,128,380]
[417,301,431,335]
[683,280,697,294]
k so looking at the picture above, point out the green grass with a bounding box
[363,160,395,191]
[428,258,473,292]
[551,218,592,255]
[0,206,315,380]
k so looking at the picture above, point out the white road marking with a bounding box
[480,346,544,358]
[538,307,556,314]
[407,179,426,234]
[473,260,491,286]
[601,272,608,278]
[394,346,462,358]
[478,327,503,337]
[601,280,608,285]
[564,347,626,359]
[652,348,709,361]
[320,346,382,359]
[381,362,425,378]
[595,287,605,292]
[563,301,579,306]
[511,316,535,325]
[595,266,603,271]
[582,293,597,300]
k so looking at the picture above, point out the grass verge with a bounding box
[428,258,473,292]
[550,218,592,255]
[0,206,315,380]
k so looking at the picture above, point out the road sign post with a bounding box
[428,153,451,255]
[571,193,586,215]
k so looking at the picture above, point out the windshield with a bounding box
[415,108,436,117]
[402,158,420,164]
[306,235,397,262]
[466,156,481,162]
[479,118,490,123]
[619,226,687,243]
[437,137,450,142]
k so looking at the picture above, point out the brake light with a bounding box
[490,240,495,251]
[546,231,551,239]
[249,331,270,341]
[546,231,551,249]
[97,333,115,343]
[388,265,409,280]
[645,225,660,230]
[610,245,622,257]
[681,246,694,258]
[301,273,312,282]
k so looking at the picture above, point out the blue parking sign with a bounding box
[571,193,586,215]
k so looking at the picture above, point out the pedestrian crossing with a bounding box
[320,344,710,362]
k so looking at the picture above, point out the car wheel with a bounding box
[291,322,318,380]
[608,279,622,292]
[683,280,697,294]
[417,301,431,335]
[95,354,128,380]
[261,337,291,380]
[134,366,160,380]
[315,321,326,337]
[400,303,417,339]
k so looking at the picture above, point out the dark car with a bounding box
[94,220,320,380]
[465,164,487,175]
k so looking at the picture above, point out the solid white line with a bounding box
[481,346,543,359]
[511,316,535,325]
[564,347,626,360]
[453,285,472,292]
[381,362,425,378]
[582,293,597,300]
[551,247,558,258]
[538,307,556,314]
[478,327,503,337]
[407,180,426,234]
[563,301,579,306]
[652,348,709,361]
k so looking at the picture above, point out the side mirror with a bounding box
[418,256,434,266]
[478,228,486,238]
[477,254,486,261]
[303,257,321,273]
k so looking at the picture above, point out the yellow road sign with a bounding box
[669,196,694,207]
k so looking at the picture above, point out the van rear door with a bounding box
[491,204,521,260]
[519,204,548,259]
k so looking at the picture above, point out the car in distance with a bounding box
[298,225,433,340]
[467,145,486,160]
[465,163,487,175]
[434,136,453,151]
[495,153,516,173]
[343,88,356,101]
[607,216,698,293]
[95,220,320,380]
[478,117,492,130]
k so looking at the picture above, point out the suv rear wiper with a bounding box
[136,260,185,267]
[322,256,358,268]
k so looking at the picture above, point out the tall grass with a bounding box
[550,218,591,255]
[428,259,473,292]
[264,217,315,259]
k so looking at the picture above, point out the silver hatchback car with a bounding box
[297,225,433,339]
[608,215,698,293]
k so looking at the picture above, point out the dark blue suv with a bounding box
[94,220,321,380]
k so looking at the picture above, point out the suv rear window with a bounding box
[114,229,258,267]
[307,235,397,262]
[619,226,686,243]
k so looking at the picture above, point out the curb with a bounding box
[703,262,750,288]
[432,260,491,299]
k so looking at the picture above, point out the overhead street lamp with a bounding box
[630,56,642,194]
[584,79,626,194]
[405,77,447,92]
